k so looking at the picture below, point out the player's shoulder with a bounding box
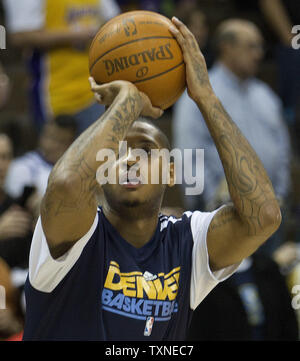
[158,210,193,232]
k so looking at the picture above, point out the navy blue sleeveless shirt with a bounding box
[23,206,235,340]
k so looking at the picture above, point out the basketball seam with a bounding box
[132,61,184,84]
[89,36,177,73]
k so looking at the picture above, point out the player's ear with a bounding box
[167,162,175,188]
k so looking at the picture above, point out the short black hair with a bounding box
[134,117,171,151]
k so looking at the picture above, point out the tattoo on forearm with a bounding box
[43,89,142,216]
[107,92,141,144]
[205,101,277,236]
[193,61,209,86]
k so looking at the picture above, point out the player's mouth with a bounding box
[121,181,141,189]
[120,176,143,189]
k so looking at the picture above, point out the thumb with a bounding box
[139,92,164,119]
[150,107,164,119]
[89,77,102,92]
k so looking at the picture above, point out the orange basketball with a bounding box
[89,10,186,110]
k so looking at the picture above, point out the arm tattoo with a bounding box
[203,100,278,236]
[208,204,237,234]
[43,89,142,216]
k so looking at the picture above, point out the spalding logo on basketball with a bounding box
[89,11,186,110]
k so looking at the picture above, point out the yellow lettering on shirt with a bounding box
[104,261,180,301]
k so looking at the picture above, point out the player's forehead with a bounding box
[125,121,166,149]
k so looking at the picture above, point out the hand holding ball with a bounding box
[89,11,186,110]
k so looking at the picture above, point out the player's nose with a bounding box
[125,147,138,167]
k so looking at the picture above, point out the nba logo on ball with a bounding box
[144,316,154,336]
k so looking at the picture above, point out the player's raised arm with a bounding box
[41,80,163,259]
[170,17,281,271]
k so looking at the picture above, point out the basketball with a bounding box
[89,10,186,110]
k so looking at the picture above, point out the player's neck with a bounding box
[102,202,160,248]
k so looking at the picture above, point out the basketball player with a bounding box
[22,17,281,340]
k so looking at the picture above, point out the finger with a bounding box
[169,24,185,49]
[143,106,164,119]
[90,82,118,100]
[89,77,104,92]
[171,17,192,39]
[88,76,97,89]
[150,107,164,119]
[94,93,103,103]
[139,92,164,118]
[171,17,199,51]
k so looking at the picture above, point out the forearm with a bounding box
[196,91,281,236]
[40,85,143,251]
[47,85,142,204]
[170,16,281,269]
[64,87,141,169]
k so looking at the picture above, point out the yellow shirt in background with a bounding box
[44,0,101,116]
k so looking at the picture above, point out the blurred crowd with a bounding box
[0,0,299,341]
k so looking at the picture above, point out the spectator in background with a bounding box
[3,0,120,133]
[0,62,10,109]
[174,4,213,69]
[0,133,32,269]
[5,114,77,212]
[259,0,300,134]
[187,252,298,341]
[173,19,291,256]
[116,0,182,16]
[0,257,24,340]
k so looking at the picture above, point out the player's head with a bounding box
[39,114,78,165]
[214,19,264,79]
[0,133,13,189]
[101,118,175,214]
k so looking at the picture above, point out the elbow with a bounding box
[42,171,78,208]
[41,171,81,220]
[259,200,282,236]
